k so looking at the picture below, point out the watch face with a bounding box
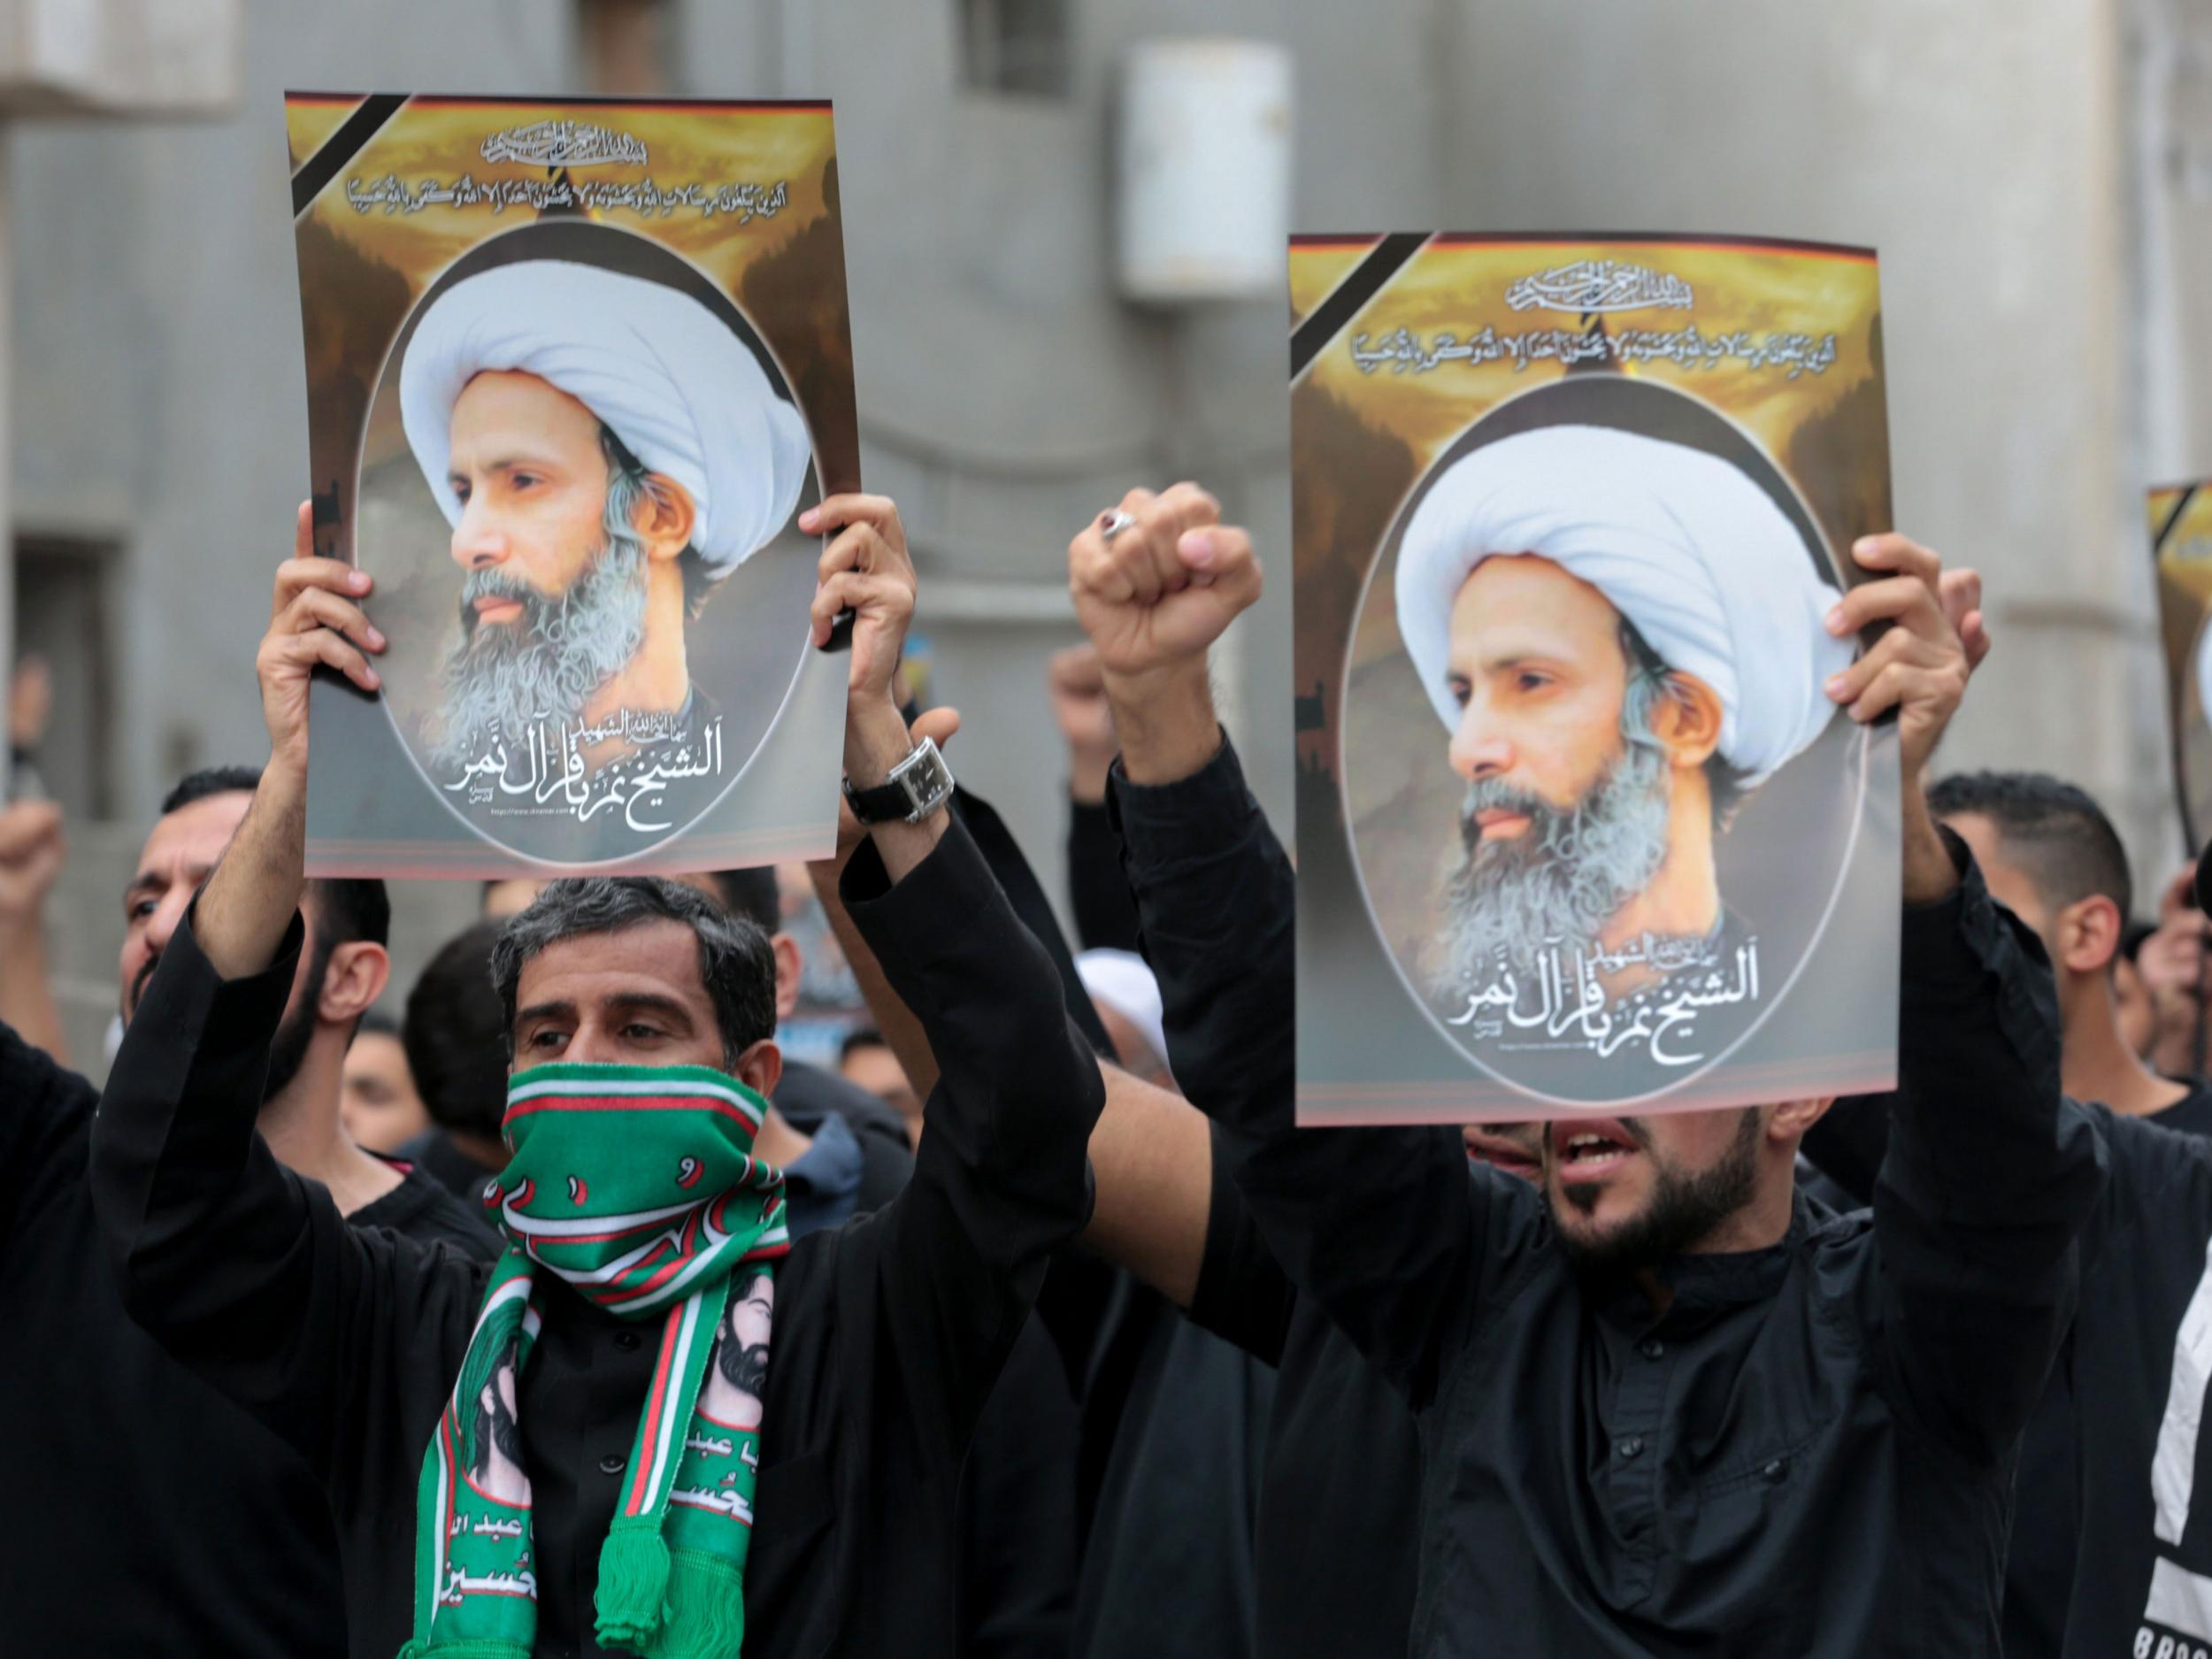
[901,746,953,813]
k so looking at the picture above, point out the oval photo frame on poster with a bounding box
[354,219,823,869]
[1339,373,1871,1110]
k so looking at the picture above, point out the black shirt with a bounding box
[0,1024,346,1658]
[1805,1077,2212,1659]
[1111,736,2106,1658]
[361,1156,503,1254]
[1185,1132,1420,1659]
[90,819,1104,1659]
[2031,1102,2212,1659]
[396,1126,503,1204]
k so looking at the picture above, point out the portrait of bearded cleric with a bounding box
[352,227,824,864]
[696,1270,773,1432]
[468,1355,531,1506]
[1340,385,1873,1102]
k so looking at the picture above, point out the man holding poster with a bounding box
[89,493,1108,1659]
[1071,480,2103,1657]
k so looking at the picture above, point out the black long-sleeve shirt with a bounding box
[1112,735,2107,1657]
[2047,1104,2212,1657]
[0,1023,347,1657]
[90,819,1104,1659]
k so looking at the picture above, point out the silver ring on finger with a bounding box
[1099,509,1137,543]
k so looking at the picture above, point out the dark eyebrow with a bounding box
[513,999,578,1031]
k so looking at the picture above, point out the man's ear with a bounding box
[1768,1097,1834,1142]
[1648,673,1724,769]
[2055,894,2122,977]
[319,941,390,1028]
[734,1036,783,1102]
[631,472,698,563]
[771,933,803,1023]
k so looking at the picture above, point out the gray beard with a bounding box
[431,536,648,768]
[1431,737,1673,989]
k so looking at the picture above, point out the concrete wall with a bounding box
[1433,0,2176,882]
[13,0,2193,1072]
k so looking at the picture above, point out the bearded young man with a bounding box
[1392,427,1852,1021]
[1067,481,2105,1657]
[399,260,813,809]
[90,492,1103,1659]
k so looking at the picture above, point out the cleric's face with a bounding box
[1444,554,1632,833]
[1430,552,1677,982]
[446,369,613,618]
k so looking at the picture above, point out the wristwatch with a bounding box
[843,735,956,825]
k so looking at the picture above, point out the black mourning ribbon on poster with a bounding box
[290,93,408,218]
[1290,233,1432,379]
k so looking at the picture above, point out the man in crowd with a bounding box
[120,764,492,1253]
[1392,429,1853,1018]
[90,492,1102,1656]
[1068,480,2103,1655]
[339,1008,432,1155]
[1793,770,2212,1659]
[401,259,813,805]
[1934,772,2212,1129]
[398,919,512,1200]
[839,1026,922,1146]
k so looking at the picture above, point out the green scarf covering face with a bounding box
[401,1062,789,1659]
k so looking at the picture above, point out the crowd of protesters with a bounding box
[3,480,2211,1659]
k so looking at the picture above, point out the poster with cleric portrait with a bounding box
[1290,234,1901,1124]
[285,93,856,877]
[2150,482,2212,851]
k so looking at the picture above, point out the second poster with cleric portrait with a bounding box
[1290,234,1901,1124]
[287,94,856,876]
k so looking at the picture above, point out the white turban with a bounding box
[2195,620,2212,735]
[1076,949,1171,1077]
[1393,425,1851,787]
[399,259,813,581]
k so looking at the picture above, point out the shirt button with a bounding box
[1761,1458,1788,1482]
[613,1330,641,1351]
[1617,1437,1644,1461]
[599,1453,627,1476]
[1639,1340,1665,1360]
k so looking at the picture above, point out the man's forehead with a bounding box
[515,918,709,1003]
[450,369,601,450]
[1449,554,1623,645]
[136,792,251,878]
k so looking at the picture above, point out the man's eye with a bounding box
[1448,680,1472,710]
[452,481,472,504]
[526,1030,568,1050]
[1516,672,1550,693]
[622,1023,664,1042]
[125,899,154,921]
[510,472,540,491]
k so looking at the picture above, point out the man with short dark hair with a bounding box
[92,492,1103,1657]
[1932,771,2209,1128]
[399,919,511,1200]
[124,763,491,1253]
[1065,483,2102,1657]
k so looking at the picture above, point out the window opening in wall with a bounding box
[961,0,1071,97]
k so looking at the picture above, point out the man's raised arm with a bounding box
[1070,486,1479,1406]
[1825,534,2108,1463]
[799,494,1109,1458]
[92,508,463,1471]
